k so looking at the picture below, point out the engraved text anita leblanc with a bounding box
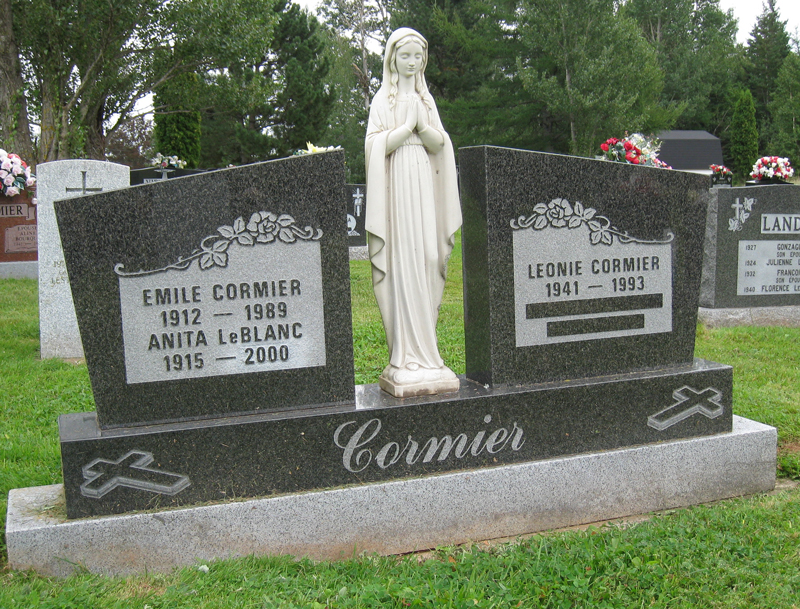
[333,415,525,473]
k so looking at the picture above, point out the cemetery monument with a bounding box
[37,160,130,359]
[6,31,776,577]
[700,183,800,326]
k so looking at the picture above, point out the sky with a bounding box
[718,0,800,44]
[296,0,800,47]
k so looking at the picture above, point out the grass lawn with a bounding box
[1,237,799,606]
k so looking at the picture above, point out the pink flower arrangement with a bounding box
[0,149,35,198]
[751,156,794,181]
[599,133,671,169]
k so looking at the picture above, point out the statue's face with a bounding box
[394,41,424,78]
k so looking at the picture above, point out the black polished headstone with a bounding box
[459,146,711,387]
[700,184,800,308]
[56,152,354,428]
[345,184,367,247]
[130,167,207,185]
[59,359,732,518]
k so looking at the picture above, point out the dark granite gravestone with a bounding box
[346,184,367,247]
[54,147,733,520]
[458,146,731,443]
[130,167,207,185]
[700,184,800,308]
[56,152,355,428]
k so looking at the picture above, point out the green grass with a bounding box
[2,243,800,606]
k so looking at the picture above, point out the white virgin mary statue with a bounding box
[365,28,462,398]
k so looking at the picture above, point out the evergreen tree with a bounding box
[622,0,741,136]
[390,0,552,152]
[728,89,759,179]
[199,0,333,166]
[518,0,671,156]
[153,72,202,167]
[271,0,334,158]
[769,51,800,162]
[745,0,791,152]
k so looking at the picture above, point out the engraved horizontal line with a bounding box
[588,285,603,289]
[213,313,233,317]
[216,356,237,361]
[527,293,663,319]
[547,314,645,337]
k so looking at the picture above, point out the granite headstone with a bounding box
[346,184,367,247]
[37,160,130,359]
[459,145,731,444]
[0,194,37,278]
[56,152,354,428]
[54,147,735,520]
[700,184,800,308]
[130,167,206,185]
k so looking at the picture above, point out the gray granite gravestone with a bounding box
[459,145,731,443]
[346,184,367,247]
[56,152,357,517]
[37,160,130,359]
[700,184,800,309]
[53,148,737,521]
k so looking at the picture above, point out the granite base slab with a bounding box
[698,305,800,327]
[58,360,732,518]
[7,415,776,577]
[0,261,37,279]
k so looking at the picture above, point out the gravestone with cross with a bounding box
[346,184,367,247]
[37,160,130,359]
[459,146,733,452]
[700,184,800,309]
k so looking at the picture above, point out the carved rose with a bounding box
[247,211,279,243]
[545,198,573,228]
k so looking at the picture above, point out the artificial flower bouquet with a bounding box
[751,156,794,182]
[294,142,343,156]
[710,164,732,178]
[0,149,35,198]
[151,152,187,169]
[599,133,672,169]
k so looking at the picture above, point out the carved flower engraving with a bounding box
[116,212,323,277]
[511,198,673,246]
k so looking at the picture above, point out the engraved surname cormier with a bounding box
[333,414,525,473]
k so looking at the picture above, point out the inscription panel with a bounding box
[737,240,800,295]
[4,224,37,253]
[119,241,326,384]
[514,223,673,346]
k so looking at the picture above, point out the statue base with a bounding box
[379,365,460,398]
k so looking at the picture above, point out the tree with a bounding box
[745,0,791,151]
[153,73,202,168]
[320,29,370,182]
[769,51,800,162]
[7,0,280,163]
[0,0,34,161]
[622,0,741,136]
[728,89,759,178]
[105,115,154,168]
[387,0,552,152]
[318,0,391,110]
[199,0,333,166]
[518,0,672,156]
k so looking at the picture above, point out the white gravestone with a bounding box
[37,160,129,359]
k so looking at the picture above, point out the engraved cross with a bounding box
[352,187,364,217]
[80,450,191,498]
[65,171,104,196]
[731,198,744,222]
[648,386,724,431]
